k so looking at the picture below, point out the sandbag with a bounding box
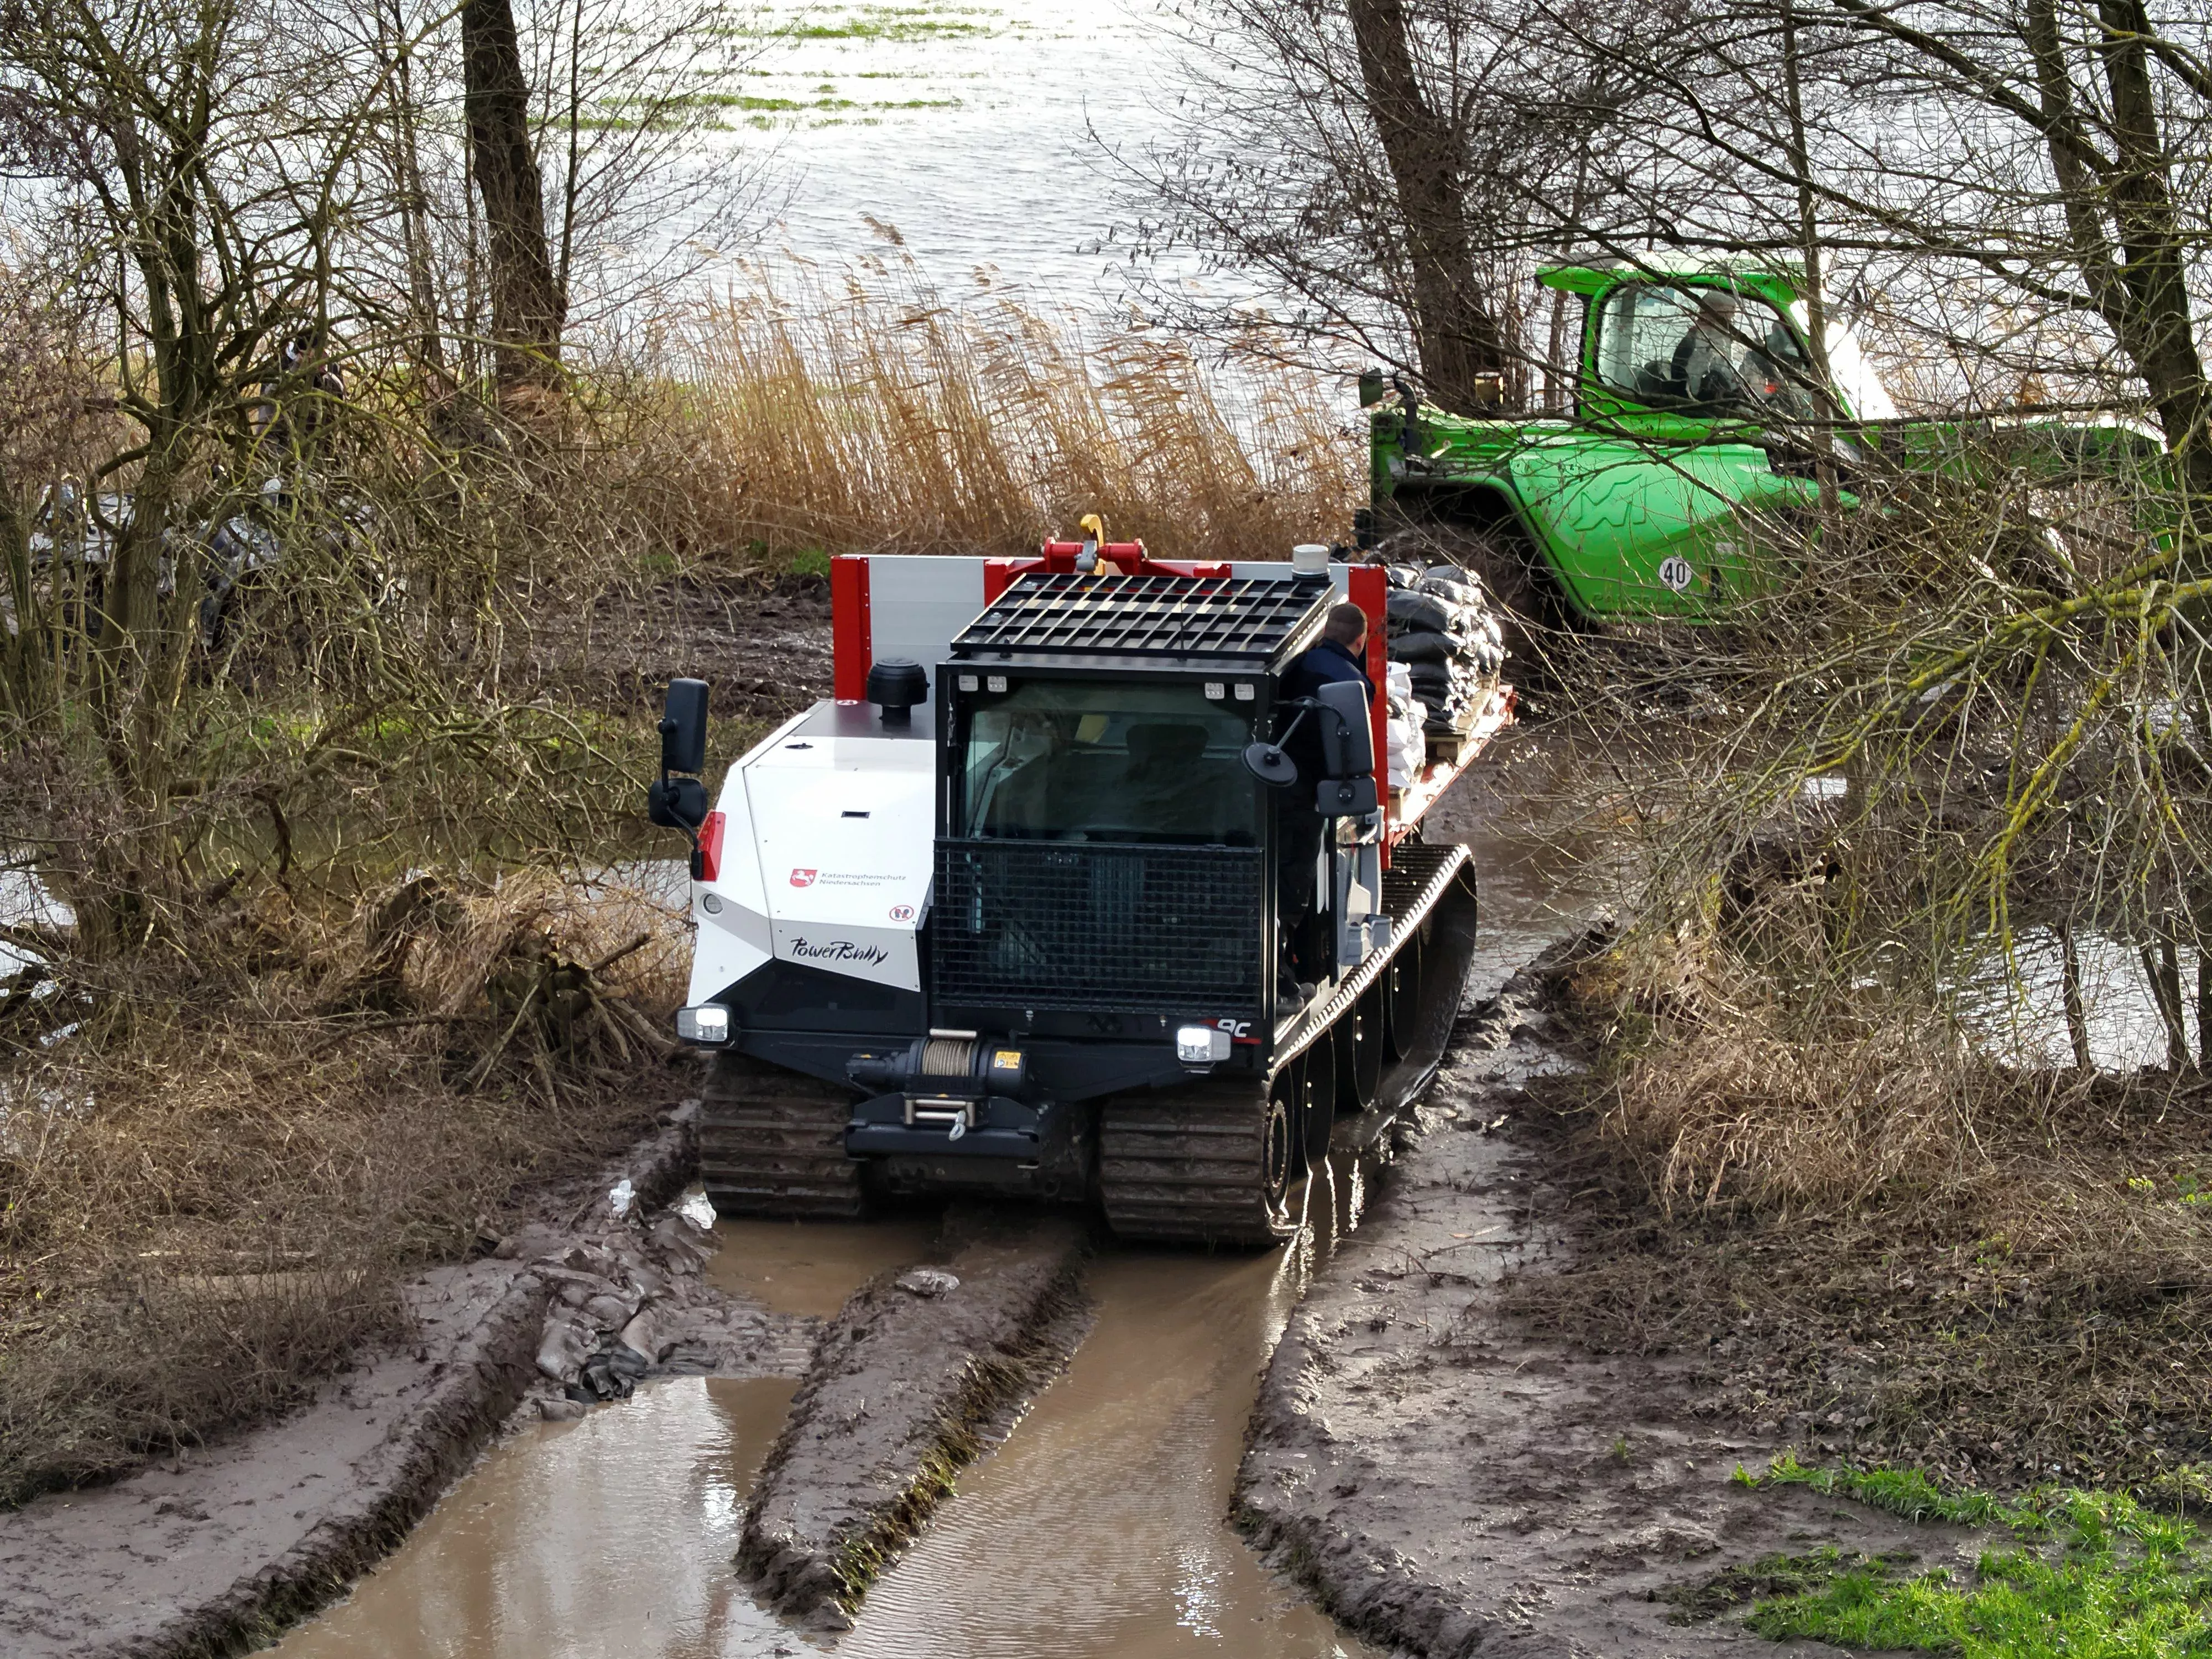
[1386,589,1455,634]
[1420,571,1478,605]
[1387,627,1457,664]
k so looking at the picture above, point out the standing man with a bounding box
[1275,602,1374,999]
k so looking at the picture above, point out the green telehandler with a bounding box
[1363,254,2157,627]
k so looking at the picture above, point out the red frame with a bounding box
[696,810,726,883]
[1345,564,1392,868]
[831,554,872,701]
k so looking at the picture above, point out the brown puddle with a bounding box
[268,1376,797,1658]
[706,1214,943,1317]
[838,1247,1375,1659]
[268,1229,1378,1659]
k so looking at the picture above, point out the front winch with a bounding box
[847,1030,1029,1102]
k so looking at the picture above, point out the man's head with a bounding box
[1321,602,1368,653]
[1694,293,1739,337]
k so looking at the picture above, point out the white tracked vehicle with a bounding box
[648,541,1509,1245]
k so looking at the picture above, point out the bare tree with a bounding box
[1345,0,1506,408]
[1120,0,1676,411]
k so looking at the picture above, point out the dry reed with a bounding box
[667,267,1363,564]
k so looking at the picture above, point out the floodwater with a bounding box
[268,1376,800,1658]
[836,1248,1364,1659]
[670,1,1191,306]
[271,1221,1376,1659]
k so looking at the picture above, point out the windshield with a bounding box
[957,680,1258,846]
[1593,283,1828,420]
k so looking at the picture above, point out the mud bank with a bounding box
[0,1099,816,1659]
[1237,942,1991,1656]
[739,1210,1089,1627]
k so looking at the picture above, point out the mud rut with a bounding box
[266,1038,1488,1657]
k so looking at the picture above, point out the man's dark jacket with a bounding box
[1280,637,1373,783]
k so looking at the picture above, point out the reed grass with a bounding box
[667,268,1363,565]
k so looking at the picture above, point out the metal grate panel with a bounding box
[953,573,1324,662]
[933,839,1264,1015]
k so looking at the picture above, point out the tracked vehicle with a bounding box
[649,543,1506,1245]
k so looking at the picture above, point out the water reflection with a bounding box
[1960,925,2202,1073]
[269,1378,797,1659]
[832,1249,1376,1659]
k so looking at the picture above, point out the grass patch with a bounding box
[1744,1450,2044,1532]
[1663,1545,1916,1624]
[1716,1458,2212,1654]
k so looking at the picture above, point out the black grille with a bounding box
[933,839,1264,1015]
[953,573,1324,662]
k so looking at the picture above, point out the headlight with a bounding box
[1175,1025,1232,1066]
[676,1005,732,1045]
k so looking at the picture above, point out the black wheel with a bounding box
[698,1051,868,1219]
[1385,930,1426,1060]
[1298,1036,1337,1170]
[1337,984,1384,1112]
[1262,1089,1296,1215]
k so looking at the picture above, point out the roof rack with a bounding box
[951,571,1327,663]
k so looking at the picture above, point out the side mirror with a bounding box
[651,679,711,834]
[659,678,709,775]
[648,775,708,831]
[1316,681,1373,777]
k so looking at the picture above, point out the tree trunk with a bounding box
[462,0,562,387]
[2058,919,2093,1071]
[1345,0,1505,414]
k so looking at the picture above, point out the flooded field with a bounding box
[630,0,1182,304]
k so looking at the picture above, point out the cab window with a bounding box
[1592,284,1819,418]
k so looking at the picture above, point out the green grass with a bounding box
[1713,1454,2212,1655]
[707,7,1004,43]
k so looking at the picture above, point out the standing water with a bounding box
[269,1225,1374,1659]
[680,1,1188,303]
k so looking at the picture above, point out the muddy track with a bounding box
[1234,937,1996,1656]
[738,1211,1089,1627]
[0,1100,812,1659]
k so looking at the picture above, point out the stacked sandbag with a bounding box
[1384,564,1505,738]
[1384,660,1427,789]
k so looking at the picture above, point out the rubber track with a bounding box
[1098,1074,1287,1248]
[698,1052,866,1219]
[1100,839,1474,1248]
